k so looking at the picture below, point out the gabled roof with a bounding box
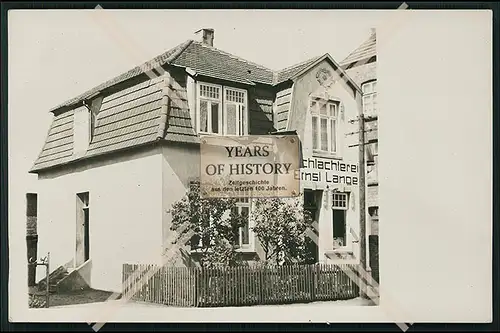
[172,41,274,85]
[291,53,363,93]
[33,36,362,173]
[340,30,376,67]
[49,40,275,114]
[274,55,322,85]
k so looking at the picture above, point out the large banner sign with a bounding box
[298,157,359,188]
[200,135,300,198]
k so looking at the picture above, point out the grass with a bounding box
[29,288,118,308]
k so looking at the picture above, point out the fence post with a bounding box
[45,252,50,308]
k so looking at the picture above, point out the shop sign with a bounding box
[200,135,300,198]
[297,157,359,188]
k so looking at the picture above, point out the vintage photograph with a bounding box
[17,10,380,312]
[9,7,493,328]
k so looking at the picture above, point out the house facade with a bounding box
[30,29,365,293]
[341,29,379,282]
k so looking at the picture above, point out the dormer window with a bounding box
[73,105,91,155]
[310,98,340,154]
[196,82,248,136]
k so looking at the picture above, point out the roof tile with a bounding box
[341,31,376,66]
[33,36,365,173]
[275,55,322,84]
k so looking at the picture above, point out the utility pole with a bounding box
[358,102,368,300]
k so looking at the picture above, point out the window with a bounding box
[310,98,339,154]
[197,82,248,136]
[26,193,38,236]
[73,106,91,155]
[224,87,247,136]
[369,207,379,236]
[362,81,377,116]
[232,198,252,249]
[197,83,222,134]
[76,192,90,265]
[332,192,348,248]
[189,182,253,251]
[332,192,348,210]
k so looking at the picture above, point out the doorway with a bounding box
[76,192,90,267]
[303,190,320,263]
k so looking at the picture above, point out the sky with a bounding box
[8,10,388,193]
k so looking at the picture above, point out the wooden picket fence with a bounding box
[122,263,360,307]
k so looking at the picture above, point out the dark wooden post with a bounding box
[45,253,50,308]
[309,264,315,302]
[358,97,368,299]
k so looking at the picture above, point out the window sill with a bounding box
[198,132,247,138]
[312,151,343,160]
[198,131,221,137]
[325,248,355,259]
[235,247,256,253]
[190,247,256,254]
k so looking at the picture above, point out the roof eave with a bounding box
[29,138,165,174]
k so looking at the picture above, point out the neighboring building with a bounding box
[340,29,379,282]
[30,28,365,293]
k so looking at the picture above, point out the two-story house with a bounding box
[30,28,365,293]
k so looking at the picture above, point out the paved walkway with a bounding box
[44,297,379,324]
[50,296,375,310]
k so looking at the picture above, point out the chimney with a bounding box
[194,28,214,47]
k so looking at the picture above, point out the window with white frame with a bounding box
[310,98,339,154]
[332,192,348,248]
[232,197,252,249]
[224,87,247,136]
[189,185,253,251]
[197,83,222,134]
[362,81,377,116]
[197,82,248,136]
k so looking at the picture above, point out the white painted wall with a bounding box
[161,144,200,266]
[36,147,163,293]
[297,60,362,265]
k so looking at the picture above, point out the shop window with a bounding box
[197,82,248,136]
[362,80,377,116]
[310,98,340,154]
[332,192,348,248]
